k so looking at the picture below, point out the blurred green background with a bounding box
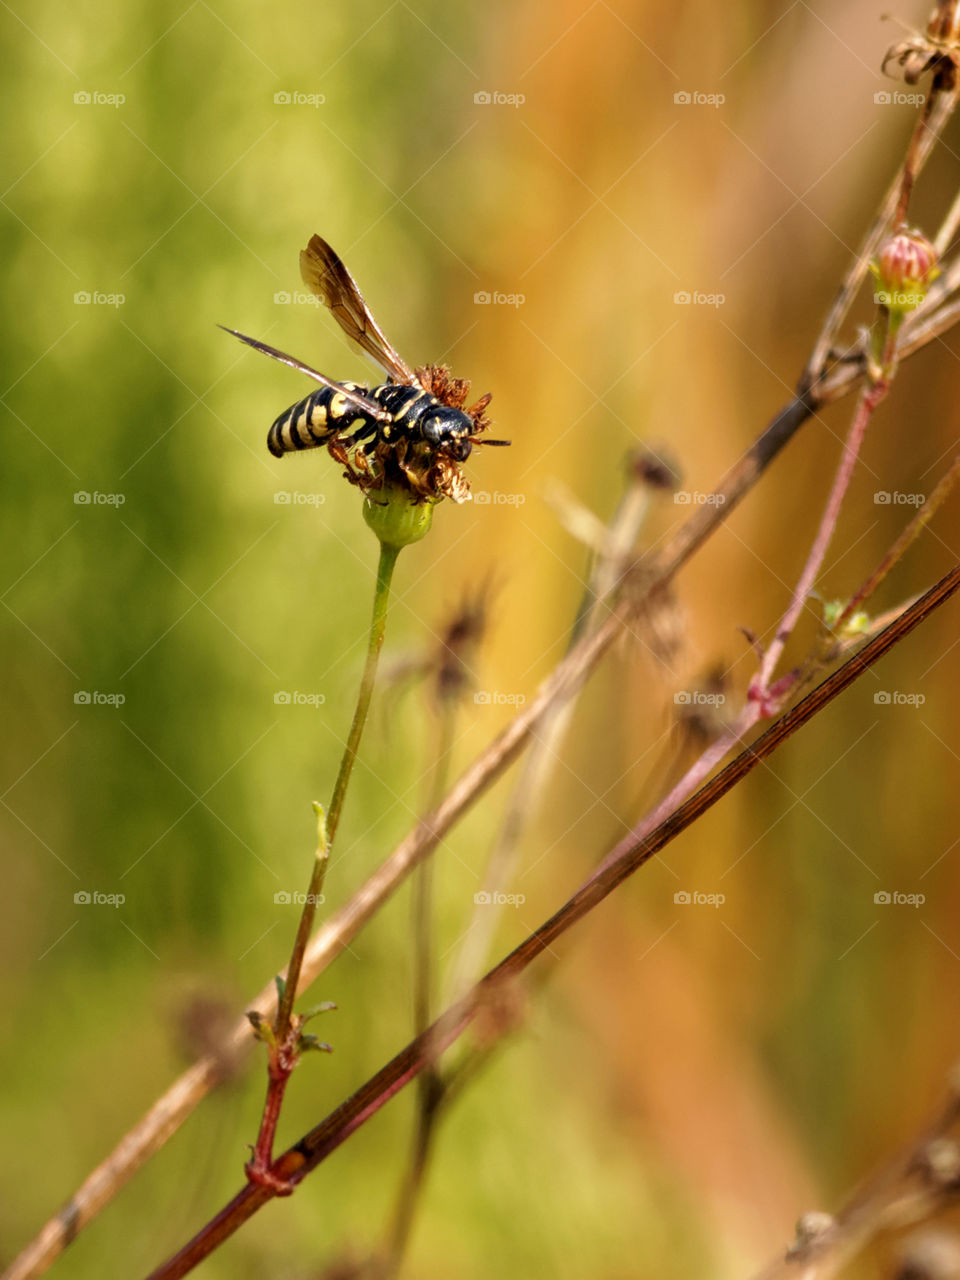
[3,1,960,1276]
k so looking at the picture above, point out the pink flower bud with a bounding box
[872,228,939,314]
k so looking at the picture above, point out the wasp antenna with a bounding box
[475,437,511,447]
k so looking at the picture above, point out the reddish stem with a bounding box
[245,1041,298,1192]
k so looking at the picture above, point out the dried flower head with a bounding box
[627,445,682,493]
[323,364,497,507]
[883,3,960,86]
[430,582,493,707]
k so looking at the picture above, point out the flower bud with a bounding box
[871,227,939,315]
[363,483,435,549]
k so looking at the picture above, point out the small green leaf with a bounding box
[298,1033,334,1054]
[275,974,287,1005]
[246,1010,275,1045]
[300,1000,338,1022]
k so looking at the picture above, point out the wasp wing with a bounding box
[220,326,393,422]
[300,235,420,388]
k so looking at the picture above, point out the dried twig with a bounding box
[750,1066,960,1280]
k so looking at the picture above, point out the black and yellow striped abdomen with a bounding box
[267,382,446,459]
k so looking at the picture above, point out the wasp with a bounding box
[222,236,508,503]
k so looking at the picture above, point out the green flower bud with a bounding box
[363,483,436,549]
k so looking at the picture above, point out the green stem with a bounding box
[275,539,400,1041]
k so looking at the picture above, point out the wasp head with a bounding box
[420,406,475,461]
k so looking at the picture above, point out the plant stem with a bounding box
[752,375,886,701]
[276,538,400,1038]
[248,539,401,1184]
